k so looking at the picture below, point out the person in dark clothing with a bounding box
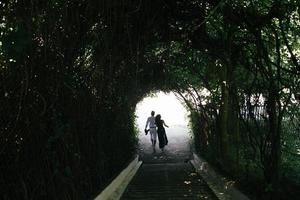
[155,114,169,152]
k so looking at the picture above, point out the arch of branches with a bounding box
[1,1,299,200]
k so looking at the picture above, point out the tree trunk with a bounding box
[219,69,230,169]
[228,85,240,174]
[264,87,281,200]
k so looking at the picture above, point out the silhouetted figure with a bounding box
[145,111,157,151]
[155,114,169,152]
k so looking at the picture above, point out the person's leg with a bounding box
[150,134,154,147]
[150,135,156,153]
[150,128,156,147]
[152,129,157,148]
[164,133,168,145]
[161,131,166,153]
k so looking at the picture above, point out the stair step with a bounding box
[121,163,217,200]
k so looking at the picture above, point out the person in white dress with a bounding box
[145,111,157,151]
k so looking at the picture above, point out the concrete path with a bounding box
[137,125,193,163]
[121,125,217,200]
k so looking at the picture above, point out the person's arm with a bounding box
[145,118,149,129]
[163,120,169,128]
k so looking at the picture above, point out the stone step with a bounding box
[121,163,217,200]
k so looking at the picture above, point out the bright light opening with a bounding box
[135,91,192,159]
[135,91,189,129]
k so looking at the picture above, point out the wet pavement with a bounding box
[121,125,217,200]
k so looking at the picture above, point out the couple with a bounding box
[145,111,169,153]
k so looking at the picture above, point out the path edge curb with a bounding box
[190,153,250,200]
[94,156,142,200]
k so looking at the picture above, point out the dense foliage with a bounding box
[157,1,300,199]
[0,1,155,199]
[0,0,299,200]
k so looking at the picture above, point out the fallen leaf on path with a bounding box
[184,181,191,185]
[189,172,197,176]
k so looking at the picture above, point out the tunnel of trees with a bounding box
[1,0,299,200]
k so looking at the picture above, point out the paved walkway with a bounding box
[121,125,217,200]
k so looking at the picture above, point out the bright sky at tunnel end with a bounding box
[135,91,190,131]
